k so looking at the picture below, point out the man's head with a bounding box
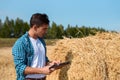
[30,13,49,38]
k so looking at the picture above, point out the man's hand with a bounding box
[48,61,61,70]
[40,65,54,75]
[49,61,61,65]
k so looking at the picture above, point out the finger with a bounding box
[50,67,55,71]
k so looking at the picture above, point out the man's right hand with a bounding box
[40,65,55,75]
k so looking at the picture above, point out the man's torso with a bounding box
[26,36,46,78]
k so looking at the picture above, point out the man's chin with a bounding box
[38,35,44,38]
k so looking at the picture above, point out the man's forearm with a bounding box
[24,66,43,75]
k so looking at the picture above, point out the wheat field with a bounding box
[0,32,120,80]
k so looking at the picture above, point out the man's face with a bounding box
[35,24,48,38]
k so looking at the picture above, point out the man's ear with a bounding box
[33,25,37,31]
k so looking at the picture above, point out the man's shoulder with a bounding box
[14,32,29,46]
[19,33,29,42]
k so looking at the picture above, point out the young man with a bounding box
[12,13,59,80]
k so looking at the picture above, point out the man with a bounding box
[12,13,59,80]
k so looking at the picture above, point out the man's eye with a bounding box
[44,28,47,30]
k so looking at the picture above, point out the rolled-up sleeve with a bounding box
[12,41,27,78]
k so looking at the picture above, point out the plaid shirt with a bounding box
[12,32,49,80]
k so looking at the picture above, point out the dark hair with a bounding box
[30,13,49,27]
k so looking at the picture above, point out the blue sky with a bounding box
[0,0,120,31]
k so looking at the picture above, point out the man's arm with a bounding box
[12,41,27,77]
[24,66,52,75]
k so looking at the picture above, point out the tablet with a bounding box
[49,61,71,70]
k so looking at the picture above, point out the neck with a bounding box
[28,29,38,39]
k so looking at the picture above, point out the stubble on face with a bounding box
[36,24,48,38]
